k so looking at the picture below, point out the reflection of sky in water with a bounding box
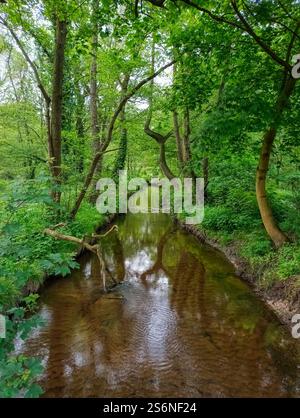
[147,273,169,289]
[73,352,87,368]
[63,364,73,377]
[83,260,92,279]
[123,253,178,377]
[125,250,152,281]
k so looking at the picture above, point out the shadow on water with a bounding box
[17,211,299,397]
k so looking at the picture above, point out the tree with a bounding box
[70,59,175,218]
[1,3,68,204]
[145,0,300,247]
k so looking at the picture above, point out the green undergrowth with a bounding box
[179,182,300,291]
[0,177,105,398]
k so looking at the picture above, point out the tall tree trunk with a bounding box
[256,74,296,247]
[182,107,196,179]
[49,19,67,204]
[182,108,191,163]
[172,61,185,174]
[202,157,209,199]
[159,142,175,180]
[89,40,101,202]
[75,87,85,174]
[89,0,102,203]
[90,35,101,166]
[112,74,130,180]
[173,110,184,170]
[113,107,127,176]
[173,107,195,178]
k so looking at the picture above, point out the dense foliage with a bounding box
[0,0,299,397]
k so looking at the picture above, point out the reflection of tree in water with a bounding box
[19,213,300,397]
[149,230,299,396]
[101,234,125,283]
[140,227,176,284]
[103,218,299,396]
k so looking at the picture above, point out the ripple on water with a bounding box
[17,212,300,397]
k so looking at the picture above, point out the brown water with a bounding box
[18,212,299,397]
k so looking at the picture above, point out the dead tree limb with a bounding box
[44,225,118,292]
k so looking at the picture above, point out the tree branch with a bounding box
[230,0,291,70]
[145,0,166,7]
[70,59,175,218]
[181,0,244,30]
[44,225,118,292]
[1,19,51,104]
[103,59,175,152]
[167,0,292,70]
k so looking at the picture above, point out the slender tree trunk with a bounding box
[113,106,127,175]
[173,107,195,178]
[182,107,196,180]
[90,36,101,163]
[49,19,67,204]
[173,110,184,170]
[88,31,101,202]
[182,108,191,163]
[202,157,209,199]
[75,87,85,174]
[172,61,185,174]
[89,0,104,203]
[112,74,130,179]
[159,142,175,180]
[256,74,296,247]
[174,107,195,179]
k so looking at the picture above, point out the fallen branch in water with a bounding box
[92,224,118,239]
[43,225,118,292]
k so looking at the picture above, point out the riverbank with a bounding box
[24,211,118,296]
[0,199,111,398]
[176,218,299,327]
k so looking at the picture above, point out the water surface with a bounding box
[18,212,299,397]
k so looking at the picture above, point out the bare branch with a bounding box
[44,225,118,292]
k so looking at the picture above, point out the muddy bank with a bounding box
[175,219,299,328]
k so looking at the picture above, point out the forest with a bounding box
[0,0,299,399]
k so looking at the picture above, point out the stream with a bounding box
[17,212,299,397]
